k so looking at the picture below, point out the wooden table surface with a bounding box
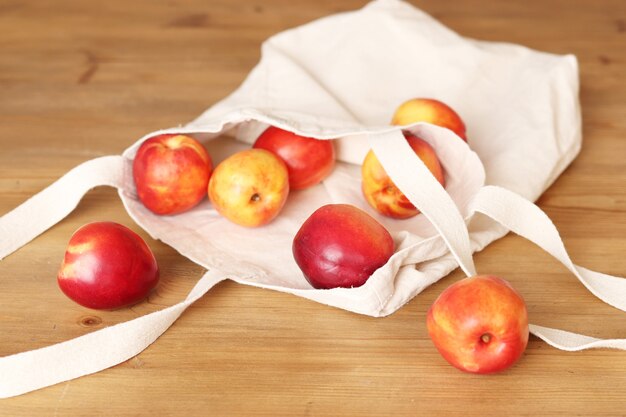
[1,0,625,415]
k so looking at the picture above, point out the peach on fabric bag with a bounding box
[1,0,625,399]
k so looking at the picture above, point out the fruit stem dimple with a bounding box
[163,135,186,149]
[250,193,261,203]
[481,333,492,344]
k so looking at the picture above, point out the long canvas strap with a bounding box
[369,131,626,350]
[0,135,624,398]
[0,155,126,261]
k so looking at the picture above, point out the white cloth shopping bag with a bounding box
[1,0,625,399]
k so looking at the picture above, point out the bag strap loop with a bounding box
[471,185,626,313]
[368,130,477,277]
[470,185,626,350]
[367,133,626,351]
[0,268,226,399]
[0,155,126,261]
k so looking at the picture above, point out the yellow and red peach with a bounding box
[208,148,289,227]
[392,98,467,141]
[361,133,445,219]
[427,275,529,374]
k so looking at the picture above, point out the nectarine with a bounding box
[253,126,336,190]
[392,98,467,141]
[361,133,445,219]
[57,222,159,310]
[208,149,289,227]
[133,134,213,215]
[427,275,529,374]
[292,204,394,289]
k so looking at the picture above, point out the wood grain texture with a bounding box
[1,0,625,415]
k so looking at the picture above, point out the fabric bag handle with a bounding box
[368,131,477,276]
[469,186,626,350]
[370,132,625,351]
[0,155,230,398]
[0,268,226,399]
[0,156,126,261]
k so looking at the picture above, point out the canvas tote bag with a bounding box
[1,0,625,398]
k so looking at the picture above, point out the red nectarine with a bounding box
[133,134,213,215]
[57,222,159,310]
[292,204,394,289]
[253,126,336,190]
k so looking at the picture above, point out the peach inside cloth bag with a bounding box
[1,0,626,398]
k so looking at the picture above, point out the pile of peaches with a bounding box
[56,98,529,374]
